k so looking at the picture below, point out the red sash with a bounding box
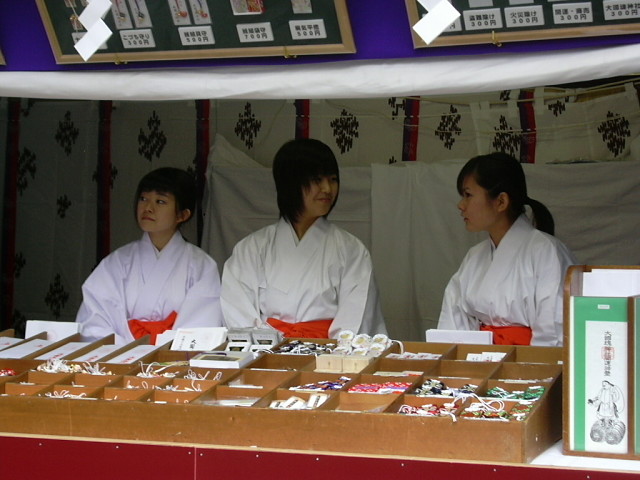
[266,317,332,339]
[128,311,178,344]
[480,324,532,345]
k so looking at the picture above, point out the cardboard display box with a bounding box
[564,265,640,460]
[0,340,562,464]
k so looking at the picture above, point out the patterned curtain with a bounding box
[2,81,639,338]
[1,99,209,335]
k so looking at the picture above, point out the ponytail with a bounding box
[525,197,555,236]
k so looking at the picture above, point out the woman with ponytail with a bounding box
[437,152,576,346]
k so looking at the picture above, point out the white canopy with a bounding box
[1,43,639,100]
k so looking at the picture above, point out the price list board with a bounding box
[406,0,640,47]
[36,0,355,64]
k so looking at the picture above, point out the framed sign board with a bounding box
[406,0,640,48]
[36,0,355,64]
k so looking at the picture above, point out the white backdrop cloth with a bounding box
[371,161,640,340]
[2,44,640,100]
[204,135,640,341]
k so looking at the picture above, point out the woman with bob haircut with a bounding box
[437,152,575,346]
[221,138,386,339]
[76,167,223,345]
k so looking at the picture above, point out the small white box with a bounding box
[189,350,255,369]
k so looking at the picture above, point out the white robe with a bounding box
[76,231,223,345]
[437,215,576,346]
[221,217,387,338]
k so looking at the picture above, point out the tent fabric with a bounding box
[371,161,640,341]
[2,44,640,100]
[204,156,640,342]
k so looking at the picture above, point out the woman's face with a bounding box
[299,174,339,222]
[457,175,502,233]
[137,190,187,236]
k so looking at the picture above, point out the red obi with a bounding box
[480,324,532,345]
[266,317,333,339]
[128,311,178,344]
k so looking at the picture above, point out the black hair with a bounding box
[134,167,196,224]
[456,152,555,235]
[272,138,340,224]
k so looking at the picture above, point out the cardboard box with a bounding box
[170,377,220,393]
[225,369,297,390]
[254,388,336,410]
[564,265,640,460]
[386,341,457,360]
[118,375,173,390]
[103,387,152,402]
[195,385,265,407]
[46,384,102,400]
[150,389,207,405]
[512,345,564,365]
[66,373,121,388]
[454,344,516,362]
[280,371,356,392]
[0,341,563,464]
[189,350,255,369]
[412,375,487,397]
[431,359,500,378]
[178,366,240,384]
[360,357,439,376]
[1,382,52,396]
[348,373,421,394]
[246,353,315,371]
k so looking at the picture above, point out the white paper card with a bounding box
[603,0,640,20]
[72,344,120,363]
[107,344,158,364]
[25,320,80,342]
[171,327,228,351]
[413,0,461,44]
[582,269,640,297]
[551,2,594,24]
[0,337,22,351]
[36,342,90,361]
[466,351,507,361]
[79,0,112,26]
[75,19,113,60]
[469,0,494,7]
[426,329,493,344]
[178,26,215,45]
[463,7,504,30]
[504,5,544,27]
[155,329,177,347]
[0,338,53,359]
[237,22,274,42]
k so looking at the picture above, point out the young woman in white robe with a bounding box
[76,168,223,345]
[221,139,387,339]
[437,153,576,346]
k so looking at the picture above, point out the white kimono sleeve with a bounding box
[76,254,133,345]
[220,235,265,329]
[529,240,574,346]
[329,237,387,337]
[437,251,479,332]
[174,250,224,329]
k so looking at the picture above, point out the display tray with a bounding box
[563,265,640,461]
[0,342,562,464]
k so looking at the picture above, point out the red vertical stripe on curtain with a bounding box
[402,97,420,162]
[294,99,310,139]
[1,98,20,330]
[518,89,536,164]
[195,99,211,246]
[96,101,112,263]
